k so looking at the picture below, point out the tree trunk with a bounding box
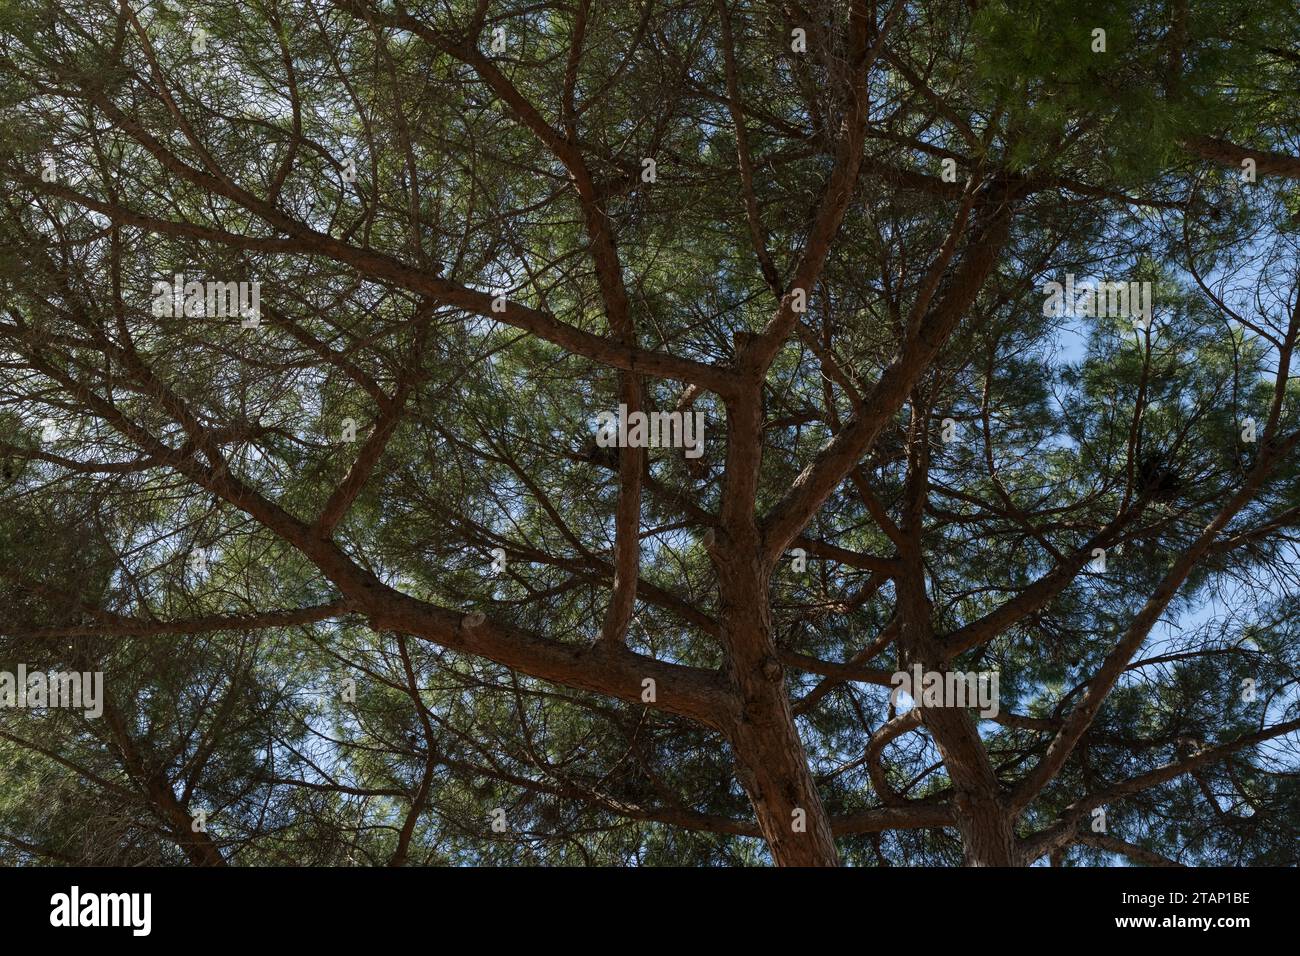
[919,703,1020,866]
[893,501,1021,868]
[715,542,839,866]
[729,681,840,866]
[952,792,1019,866]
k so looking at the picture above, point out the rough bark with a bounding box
[715,545,839,866]
[712,358,839,866]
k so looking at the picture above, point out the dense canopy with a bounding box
[1,0,1299,866]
